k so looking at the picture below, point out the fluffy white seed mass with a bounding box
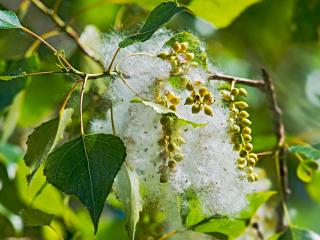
[81,26,269,232]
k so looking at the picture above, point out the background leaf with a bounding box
[0,10,21,29]
[297,160,319,183]
[289,145,320,160]
[44,133,126,232]
[20,208,54,227]
[272,226,320,240]
[119,1,186,48]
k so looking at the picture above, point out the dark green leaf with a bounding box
[0,10,22,29]
[119,1,186,48]
[20,208,54,227]
[44,133,126,232]
[272,226,320,240]
[115,164,142,240]
[289,145,320,160]
[165,32,208,69]
[24,109,73,172]
[297,160,318,183]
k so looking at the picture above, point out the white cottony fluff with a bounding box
[83,27,267,230]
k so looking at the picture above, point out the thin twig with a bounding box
[208,73,265,88]
[59,80,82,115]
[110,102,116,135]
[261,68,288,232]
[80,75,89,135]
[30,0,104,67]
[158,230,178,240]
[107,47,121,74]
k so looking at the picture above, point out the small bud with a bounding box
[168,160,176,168]
[173,153,184,162]
[247,157,256,166]
[160,151,168,160]
[240,119,252,126]
[185,52,194,61]
[199,87,208,96]
[184,96,194,105]
[239,110,249,119]
[237,164,246,170]
[231,135,239,144]
[158,52,168,59]
[168,142,176,152]
[160,173,169,183]
[239,149,248,157]
[233,143,242,151]
[244,143,253,151]
[247,166,254,174]
[158,138,166,146]
[231,88,239,96]
[237,157,246,165]
[203,92,213,101]
[176,137,186,145]
[186,83,194,91]
[238,88,248,97]
[192,104,201,114]
[172,41,181,52]
[169,105,176,111]
[169,96,181,105]
[231,107,239,115]
[172,67,183,76]
[180,76,188,88]
[242,127,252,135]
[235,101,249,109]
[180,42,188,52]
[204,105,214,116]
[243,134,252,142]
[158,164,167,173]
[165,128,173,136]
[248,153,258,161]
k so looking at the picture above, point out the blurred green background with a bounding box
[1,0,320,239]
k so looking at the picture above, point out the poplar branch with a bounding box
[208,73,265,88]
[30,0,104,68]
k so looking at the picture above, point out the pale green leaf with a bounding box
[44,133,126,232]
[20,208,54,227]
[0,10,22,29]
[297,160,319,183]
[289,145,320,160]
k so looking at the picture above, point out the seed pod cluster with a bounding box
[158,115,185,183]
[158,41,199,76]
[185,83,215,116]
[220,85,258,182]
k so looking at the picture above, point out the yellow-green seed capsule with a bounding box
[165,127,173,136]
[237,157,246,165]
[247,157,256,166]
[232,125,241,133]
[168,160,176,168]
[168,142,177,152]
[180,76,188,87]
[238,87,248,97]
[243,134,252,142]
[160,173,169,183]
[247,166,254,174]
[199,87,208,96]
[172,41,181,52]
[192,104,201,114]
[176,137,186,145]
[169,105,176,111]
[180,42,188,52]
[158,164,167,173]
[233,143,242,151]
[237,164,246,170]
[186,83,194,91]
[158,52,168,59]
[239,110,250,119]
[185,96,194,105]
[169,96,180,105]
[235,101,249,109]
[247,174,256,182]
[231,135,239,144]
[248,153,258,161]
[172,67,183,76]
[231,88,239,96]
[160,151,168,160]
[221,90,231,101]
[242,127,252,135]
[239,149,248,157]
[204,105,214,116]
[185,52,194,61]
[203,92,213,101]
[160,116,171,126]
[231,107,239,115]
[245,143,253,151]
[240,119,252,126]
[158,138,166,146]
[173,153,184,162]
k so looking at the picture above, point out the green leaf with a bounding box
[306,171,320,203]
[20,208,54,227]
[44,133,126,232]
[0,72,26,81]
[131,98,207,128]
[0,143,24,164]
[271,226,320,240]
[0,10,22,29]
[115,164,142,240]
[297,160,319,183]
[24,109,73,178]
[165,32,208,69]
[188,0,262,29]
[289,145,320,160]
[119,1,186,48]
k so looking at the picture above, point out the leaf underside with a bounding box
[0,10,22,29]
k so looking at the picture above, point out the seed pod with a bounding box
[247,157,256,166]
[192,104,201,114]
[204,105,214,116]
[248,153,258,161]
[237,157,246,165]
[247,173,256,182]
[180,42,188,52]
[176,136,186,145]
[242,126,252,135]
[243,134,252,142]
[168,160,177,168]
[168,142,176,152]
[184,96,194,105]
[235,101,249,109]
[238,87,248,97]
[172,41,181,52]
[158,52,168,59]
[233,143,242,151]
[239,110,250,119]
[231,135,239,144]
[203,92,213,101]
[160,151,168,160]
[158,138,166,146]
[180,76,188,88]
[185,52,194,61]
[186,83,194,91]
[172,67,183,76]
[244,143,253,151]
[169,96,180,105]
[221,90,231,101]
[239,149,248,157]
[169,55,176,62]
[199,87,208,96]
[169,105,176,111]
[173,153,184,162]
[247,166,254,174]
[237,164,246,170]
[160,173,169,183]
[232,125,241,133]
[231,88,239,96]
[165,127,173,136]
[160,116,171,126]
[158,164,167,173]
[240,119,252,127]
